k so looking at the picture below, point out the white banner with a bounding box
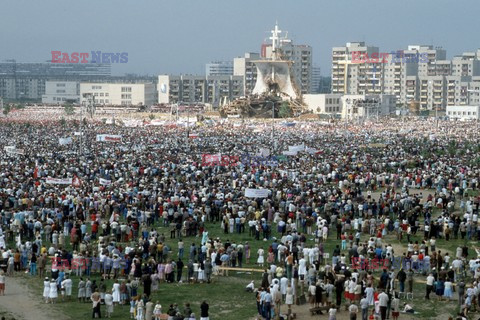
[99,178,112,186]
[73,131,83,136]
[59,137,72,145]
[4,146,25,156]
[282,150,298,156]
[257,148,270,158]
[189,133,199,139]
[96,134,122,142]
[45,178,72,185]
[288,144,305,153]
[244,188,270,198]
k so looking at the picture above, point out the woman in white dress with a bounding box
[198,263,205,282]
[112,280,120,305]
[49,279,58,303]
[43,277,50,303]
[285,282,294,307]
[257,248,265,267]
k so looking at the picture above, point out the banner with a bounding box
[96,134,122,142]
[73,131,83,136]
[4,146,25,156]
[45,177,72,185]
[99,178,112,186]
[288,144,305,153]
[282,150,298,156]
[257,148,270,158]
[189,133,199,139]
[244,188,270,198]
[59,137,72,145]
[202,154,221,166]
[202,154,238,167]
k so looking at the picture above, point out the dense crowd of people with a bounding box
[0,114,478,320]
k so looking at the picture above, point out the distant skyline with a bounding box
[1,0,479,76]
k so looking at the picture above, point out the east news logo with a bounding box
[51,51,128,63]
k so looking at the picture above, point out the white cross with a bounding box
[269,23,282,52]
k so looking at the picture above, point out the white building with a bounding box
[446,105,480,120]
[80,83,155,107]
[303,94,342,114]
[341,94,396,120]
[42,81,80,104]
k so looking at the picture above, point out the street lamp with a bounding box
[267,100,275,149]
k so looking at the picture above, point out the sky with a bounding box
[1,0,479,76]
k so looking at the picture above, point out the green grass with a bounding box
[16,188,479,319]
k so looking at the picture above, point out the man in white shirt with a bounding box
[378,290,389,320]
[425,273,435,299]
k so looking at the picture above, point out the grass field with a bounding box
[12,188,480,319]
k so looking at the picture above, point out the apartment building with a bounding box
[233,53,259,95]
[157,75,244,108]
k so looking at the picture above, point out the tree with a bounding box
[149,114,155,120]
[2,104,11,116]
[278,102,292,118]
[64,104,75,115]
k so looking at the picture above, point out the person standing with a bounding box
[378,290,389,320]
[396,268,406,294]
[145,300,154,320]
[425,273,434,299]
[43,277,50,303]
[104,290,113,318]
[49,279,58,304]
[391,293,400,320]
[200,300,209,320]
[360,295,369,320]
[349,303,358,320]
[91,290,101,319]
[0,271,5,295]
[112,280,120,305]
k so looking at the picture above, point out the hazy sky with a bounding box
[1,0,479,76]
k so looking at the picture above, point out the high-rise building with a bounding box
[331,42,380,95]
[311,66,322,94]
[157,74,244,108]
[233,52,259,96]
[331,43,480,111]
[205,61,233,76]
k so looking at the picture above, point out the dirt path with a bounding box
[0,275,66,320]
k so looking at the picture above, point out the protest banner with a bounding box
[96,134,122,142]
[288,144,305,152]
[244,188,270,198]
[59,137,72,145]
[45,177,73,185]
[99,178,112,186]
[4,146,25,156]
[282,150,298,156]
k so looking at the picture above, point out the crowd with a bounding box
[0,114,478,320]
